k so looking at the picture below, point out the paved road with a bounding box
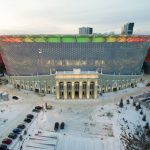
[0,85,43,142]
[0,103,34,141]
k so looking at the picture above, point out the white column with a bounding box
[79,81,82,99]
[64,81,67,100]
[72,82,75,99]
[86,81,90,99]
[56,81,60,99]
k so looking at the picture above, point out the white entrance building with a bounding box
[55,69,98,99]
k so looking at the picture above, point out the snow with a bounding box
[0,79,150,150]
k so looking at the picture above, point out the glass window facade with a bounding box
[0,42,148,76]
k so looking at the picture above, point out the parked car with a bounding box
[130,96,133,99]
[12,96,19,100]
[17,124,25,129]
[2,138,12,145]
[8,133,17,139]
[32,108,40,113]
[24,118,32,123]
[142,97,150,102]
[60,122,65,129]
[0,144,8,150]
[54,122,59,131]
[12,128,22,134]
[35,106,43,110]
[146,82,150,86]
[27,114,34,119]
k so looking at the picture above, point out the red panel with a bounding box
[126,37,147,42]
[0,54,3,63]
[145,47,150,62]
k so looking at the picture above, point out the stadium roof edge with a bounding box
[0,34,149,43]
[0,34,149,37]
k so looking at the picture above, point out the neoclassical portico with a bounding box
[55,69,98,99]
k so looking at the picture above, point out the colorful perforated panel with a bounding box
[0,35,149,43]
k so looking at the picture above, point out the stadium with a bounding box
[0,35,149,99]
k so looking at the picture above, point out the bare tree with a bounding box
[120,126,150,150]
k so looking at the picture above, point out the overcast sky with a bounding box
[0,0,149,35]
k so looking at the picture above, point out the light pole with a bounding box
[101,60,104,74]
[37,49,42,76]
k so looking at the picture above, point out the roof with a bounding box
[0,35,149,43]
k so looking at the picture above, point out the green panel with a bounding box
[92,37,105,42]
[76,37,91,43]
[47,37,61,42]
[34,37,46,42]
[62,37,76,43]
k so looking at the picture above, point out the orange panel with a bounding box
[2,37,22,42]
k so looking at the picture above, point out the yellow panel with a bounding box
[117,37,127,42]
[106,37,117,42]
[23,37,33,42]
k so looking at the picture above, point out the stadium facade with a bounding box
[0,35,149,99]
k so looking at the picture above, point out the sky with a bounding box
[0,0,149,35]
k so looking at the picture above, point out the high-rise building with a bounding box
[79,27,93,34]
[121,23,134,35]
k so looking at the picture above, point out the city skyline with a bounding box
[0,0,150,35]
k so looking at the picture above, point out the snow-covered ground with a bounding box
[11,96,150,150]
[0,77,150,150]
